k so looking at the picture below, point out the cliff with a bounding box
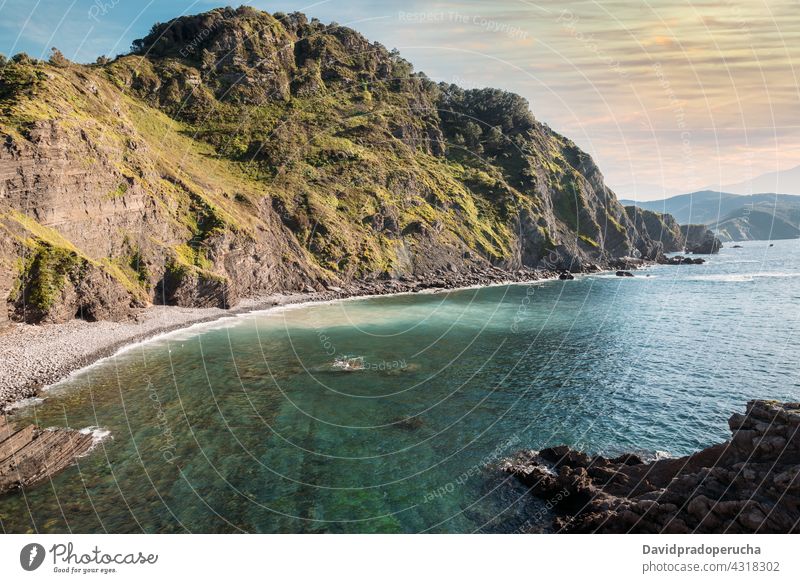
[680,224,722,254]
[2,7,674,324]
[624,206,684,254]
[503,400,800,533]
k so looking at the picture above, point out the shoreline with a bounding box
[503,400,800,533]
[0,267,562,412]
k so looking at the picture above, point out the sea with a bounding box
[1,239,798,533]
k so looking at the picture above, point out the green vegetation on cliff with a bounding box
[0,7,668,323]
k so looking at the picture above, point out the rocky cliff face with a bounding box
[624,206,684,254]
[680,224,723,254]
[503,400,800,533]
[1,7,677,324]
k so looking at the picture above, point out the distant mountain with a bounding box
[714,165,800,195]
[610,181,678,201]
[712,206,800,242]
[620,191,744,225]
[621,191,800,242]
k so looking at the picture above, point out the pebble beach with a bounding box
[0,296,295,412]
[0,268,557,412]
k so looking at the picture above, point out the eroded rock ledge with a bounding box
[502,400,800,533]
[0,416,94,495]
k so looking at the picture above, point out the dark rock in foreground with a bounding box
[0,416,94,495]
[502,400,800,533]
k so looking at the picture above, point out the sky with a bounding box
[1,0,798,200]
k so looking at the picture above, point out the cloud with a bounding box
[0,0,796,199]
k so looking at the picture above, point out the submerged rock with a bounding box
[392,416,424,430]
[615,271,634,277]
[501,400,800,533]
[0,417,95,495]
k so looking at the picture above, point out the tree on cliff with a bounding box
[48,48,71,68]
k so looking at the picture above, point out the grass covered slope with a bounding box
[1,7,667,323]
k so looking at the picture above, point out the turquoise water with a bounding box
[2,239,799,533]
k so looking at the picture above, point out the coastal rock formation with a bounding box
[502,400,800,533]
[2,7,681,325]
[680,225,722,254]
[660,256,705,265]
[624,206,684,256]
[0,416,95,495]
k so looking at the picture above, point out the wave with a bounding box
[331,355,365,371]
[645,450,673,462]
[4,396,45,411]
[686,271,800,282]
[588,273,658,279]
[79,426,113,452]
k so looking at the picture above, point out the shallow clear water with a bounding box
[2,239,799,533]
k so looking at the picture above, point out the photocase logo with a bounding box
[20,543,46,571]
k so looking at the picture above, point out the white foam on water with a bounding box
[686,273,755,282]
[588,273,658,280]
[754,272,800,278]
[34,275,563,396]
[331,355,365,371]
[79,426,113,452]
[42,317,243,391]
[4,396,44,411]
[686,271,800,283]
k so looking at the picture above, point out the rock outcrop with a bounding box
[0,416,95,495]
[660,255,705,265]
[1,7,683,324]
[680,224,722,254]
[502,400,800,533]
[624,206,684,256]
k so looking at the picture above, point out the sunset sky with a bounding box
[1,0,798,200]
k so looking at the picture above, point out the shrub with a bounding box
[129,249,151,287]
[49,47,70,67]
[18,244,83,311]
[11,52,35,65]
